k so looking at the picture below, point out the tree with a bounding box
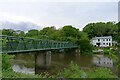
[79,39,93,54]
[39,27,56,40]
[25,29,39,38]
[83,22,118,41]
[116,22,120,43]
[83,23,96,38]
[2,29,16,36]
[18,31,25,37]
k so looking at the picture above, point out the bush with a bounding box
[108,53,119,62]
[2,53,14,72]
[104,48,110,54]
[117,62,120,68]
[88,68,116,78]
[57,61,87,78]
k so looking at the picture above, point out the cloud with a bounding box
[0,21,42,31]
[0,2,118,31]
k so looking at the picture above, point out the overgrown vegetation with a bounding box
[57,61,117,78]
[0,54,2,77]
[57,61,86,78]
[2,53,53,78]
[88,68,117,78]
[2,53,118,78]
[101,47,119,62]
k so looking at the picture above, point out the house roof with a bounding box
[92,36,112,40]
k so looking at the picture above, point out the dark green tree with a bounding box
[2,29,16,36]
[83,22,118,41]
[25,29,39,38]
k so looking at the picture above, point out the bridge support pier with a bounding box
[35,51,51,69]
[75,48,80,53]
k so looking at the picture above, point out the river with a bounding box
[12,51,118,76]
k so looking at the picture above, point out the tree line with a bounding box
[83,22,120,42]
[1,21,119,53]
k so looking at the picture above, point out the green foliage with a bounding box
[57,61,86,78]
[2,29,16,36]
[1,24,94,53]
[79,39,93,54]
[26,29,39,38]
[3,21,119,54]
[116,22,120,43]
[0,54,2,77]
[117,62,120,68]
[62,25,79,39]
[2,54,53,78]
[57,62,116,78]
[108,53,119,62]
[2,53,14,72]
[2,54,117,78]
[88,68,116,78]
[103,47,118,62]
[2,70,54,78]
[83,22,119,41]
[104,48,110,55]
[18,30,25,37]
[39,27,56,40]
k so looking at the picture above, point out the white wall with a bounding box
[91,37,112,47]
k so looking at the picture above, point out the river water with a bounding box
[12,52,118,76]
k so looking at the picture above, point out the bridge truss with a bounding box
[0,35,78,53]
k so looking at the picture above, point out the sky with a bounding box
[0,0,119,31]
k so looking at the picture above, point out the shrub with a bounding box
[88,68,116,78]
[107,53,119,63]
[2,53,14,72]
[57,61,87,78]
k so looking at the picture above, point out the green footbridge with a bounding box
[0,35,78,53]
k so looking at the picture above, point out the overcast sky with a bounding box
[0,0,119,31]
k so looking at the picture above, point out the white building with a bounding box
[91,36,112,47]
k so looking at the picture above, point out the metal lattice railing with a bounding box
[0,35,78,53]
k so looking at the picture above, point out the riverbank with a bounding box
[2,53,54,78]
[1,53,119,78]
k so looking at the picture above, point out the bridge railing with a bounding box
[0,35,78,53]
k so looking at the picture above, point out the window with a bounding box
[106,39,108,41]
[98,39,100,41]
[109,39,111,41]
[96,43,100,47]
[103,43,105,45]
[109,43,111,46]
[106,43,108,45]
[103,39,105,41]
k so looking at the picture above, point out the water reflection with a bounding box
[92,55,113,67]
[12,53,35,74]
[12,52,117,75]
[12,64,35,74]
